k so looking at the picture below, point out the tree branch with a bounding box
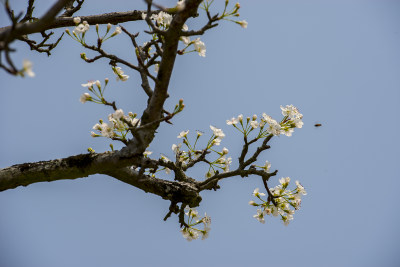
[0,150,158,192]
[104,167,202,207]
[0,0,72,43]
[0,9,157,42]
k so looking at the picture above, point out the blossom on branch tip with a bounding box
[81,80,99,88]
[236,20,248,28]
[253,188,265,197]
[226,117,239,125]
[148,11,172,28]
[177,130,189,138]
[180,36,191,46]
[248,200,257,206]
[79,93,92,103]
[281,126,294,137]
[181,228,199,241]
[112,67,129,81]
[279,177,290,187]
[193,38,206,57]
[73,21,89,34]
[110,26,122,37]
[253,209,266,224]
[250,120,259,129]
[210,125,225,138]
[112,109,124,119]
[262,160,271,172]
[295,181,307,195]
[280,104,301,118]
[172,143,182,155]
[22,60,35,77]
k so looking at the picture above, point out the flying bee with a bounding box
[314,123,322,127]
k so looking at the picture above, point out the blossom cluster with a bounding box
[92,109,139,139]
[79,79,108,104]
[249,178,307,226]
[142,11,172,29]
[179,37,207,57]
[66,17,122,44]
[112,66,129,81]
[181,207,211,241]
[226,104,303,137]
[202,0,247,28]
[171,125,231,178]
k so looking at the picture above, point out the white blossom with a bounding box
[172,143,182,155]
[210,125,225,138]
[73,21,89,34]
[280,104,302,118]
[295,181,307,195]
[113,67,129,81]
[143,151,152,157]
[253,209,265,224]
[79,93,91,103]
[252,188,266,197]
[193,38,206,57]
[279,177,291,186]
[236,20,248,28]
[81,80,99,87]
[112,109,124,119]
[262,160,271,172]
[73,17,81,24]
[180,36,191,45]
[281,127,294,137]
[226,117,239,125]
[250,120,259,129]
[177,130,189,138]
[111,26,122,36]
[22,60,35,77]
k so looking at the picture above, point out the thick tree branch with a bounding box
[139,0,203,135]
[0,10,156,42]
[104,167,202,207]
[0,150,158,192]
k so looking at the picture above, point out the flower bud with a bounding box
[107,23,112,32]
[73,17,81,24]
[104,78,109,85]
[248,201,257,206]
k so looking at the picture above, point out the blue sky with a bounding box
[1,0,400,266]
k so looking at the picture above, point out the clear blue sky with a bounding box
[1,0,400,266]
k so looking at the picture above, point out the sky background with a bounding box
[1,0,400,266]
